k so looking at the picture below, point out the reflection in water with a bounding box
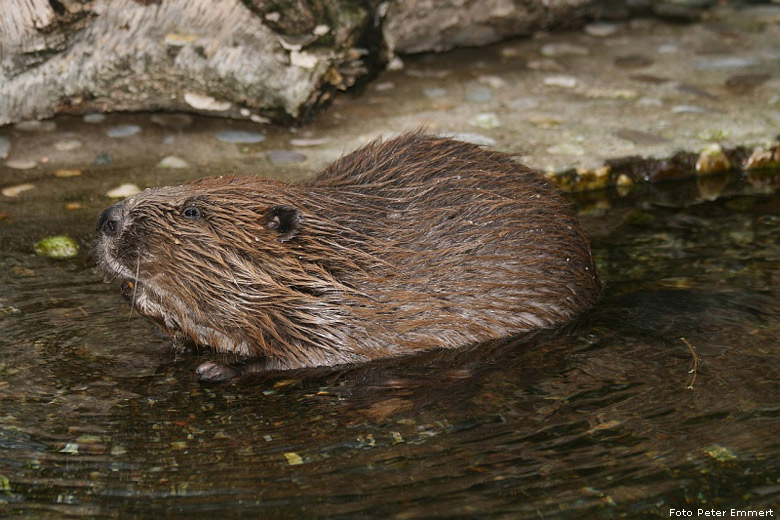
[1,170,779,518]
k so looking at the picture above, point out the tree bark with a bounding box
[0,0,608,126]
[0,0,373,125]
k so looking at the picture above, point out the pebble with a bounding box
[386,56,404,71]
[290,137,330,147]
[469,113,501,129]
[423,87,448,99]
[34,235,79,259]
[184,92,232,111]
[54,139,82,151]
[725,73,770,94]
[544,75,579,88]
[2,183,35,197]
[509,97,540,110]
[374,81,395,91]
[267,150,307,165]
[14,120,56,132]
[585,88,638,99]
[584,22,618,37]
[477,75,506,89]
[637,97,663,107]
[290,50,318,69]
[440,133,497,147]
[540,43,589,57]
[671,105,710,114]
[83,113,106,124]
[94,153,114,165]
[695,143,731,175]
[694,57,756,70]
[157,155,189,168]
[676,84,716,99]
[465,87,493,103]
[547,143,586,155]
[526,59,564,72]
[615,129,669,145]
[614,55,654,69]
[164,33,198,46]
[250,114,270,124]
[744,143,780,170]
[697,128,730,141]
[0,137,9,159]
[216,130,266,144]
[284,452,304,466]
[5,159,37,170]
[106,125,141,138]
[107,184,142,198]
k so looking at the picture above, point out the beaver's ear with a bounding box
[266,205,301,242]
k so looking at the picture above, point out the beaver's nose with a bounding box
[97,204,125,237]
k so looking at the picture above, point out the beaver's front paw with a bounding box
[196,361,241,382]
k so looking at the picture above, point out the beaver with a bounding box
[96,132,601,381]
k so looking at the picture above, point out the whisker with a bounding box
[128,255,141,318]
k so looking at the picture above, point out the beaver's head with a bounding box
[95,177,352,365]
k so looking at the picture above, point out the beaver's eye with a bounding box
[182,206,202,220]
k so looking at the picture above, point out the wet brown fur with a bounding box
[96,133,601,371]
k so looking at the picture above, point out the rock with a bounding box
[695,143,731,175]
[384,0,593,54]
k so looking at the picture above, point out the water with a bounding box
[1,163,778,518]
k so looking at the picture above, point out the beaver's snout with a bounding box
[97,204,125,237]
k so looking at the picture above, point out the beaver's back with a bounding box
[294,134,601,348]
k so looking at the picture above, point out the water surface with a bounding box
[1,164,778,518]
